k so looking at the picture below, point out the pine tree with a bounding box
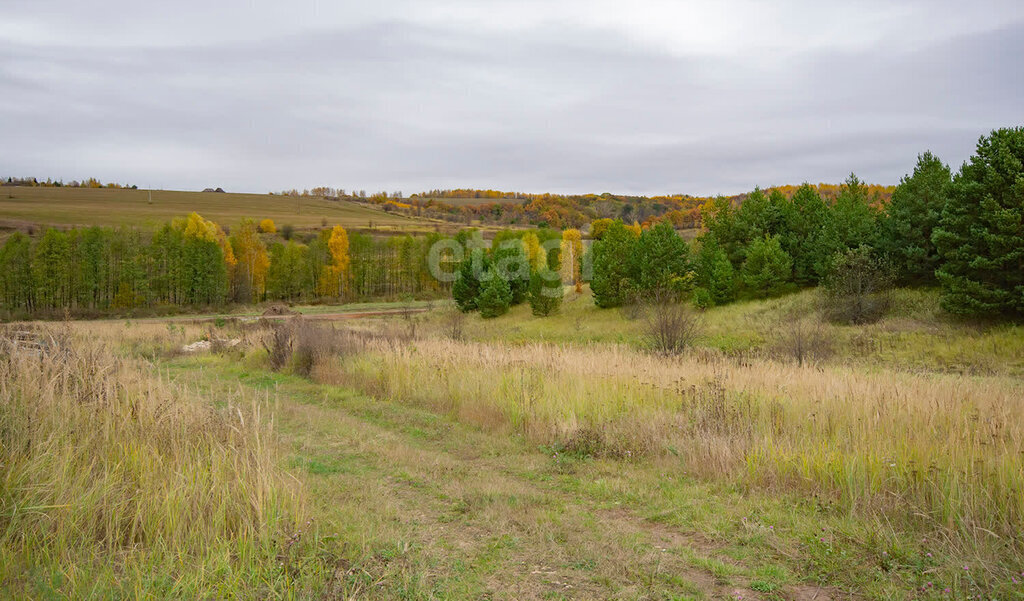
[780,184,829,285]
[813,174,881,279]
[590,220,640,308]
[882,152,951,285]
[708,250,736,305]
[477,273,512,318]
[452,252,488,312]
[741,235,792,298]
[491,234,530,305]
[933,128,1024,316]
[631,221,690,294]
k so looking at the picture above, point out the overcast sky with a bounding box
[2,1,1021,196]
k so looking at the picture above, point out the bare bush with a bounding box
[775,318,833,366]
[292,319,349,377]
[261,322,292,369]
[642,293,703,355]
[440,307,467,341]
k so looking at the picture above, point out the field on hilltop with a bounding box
[0,185,438,233]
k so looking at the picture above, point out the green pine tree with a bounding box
[632,221,690,294]
[741,234,793,298]
[590,220,639,308]
[478,273,513,318]
[933,128,1024,316]
[882,152,951,285]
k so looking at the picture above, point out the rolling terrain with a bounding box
[0,186,439,233]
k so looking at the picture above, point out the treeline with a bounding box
[268,182,892,230]
[0,214,454,317]
[403,183,893,230]
[582,127,1024,319]
[2,176,137,189]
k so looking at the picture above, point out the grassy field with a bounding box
[3,289,1023,599]
[0,186,439,233]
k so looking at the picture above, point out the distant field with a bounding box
[0,186,440,232]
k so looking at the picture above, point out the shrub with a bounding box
[823,245,894,324]
[440,307,467,340]
[259,218,276,233]
[280,223,295,240]
[775,317,833,366]
[262,321,292,369]
[478,274,512,319]
[691,287,713,310]
[642,291,703,355]
[528,268,563,316]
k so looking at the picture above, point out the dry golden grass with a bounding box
[0,185,430,231]
[324,336,1023,564]
[0,323,305,597]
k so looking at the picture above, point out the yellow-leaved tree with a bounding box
[259,218,276,233]
[318,225,350,298]
[561,228,583,293]
[231,219,269,301]
[181,212,235,295]
[521,232,543,271]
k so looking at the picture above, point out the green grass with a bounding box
[154,350,1015,600]
[7,285,1024,599]
[436,286,1024,376]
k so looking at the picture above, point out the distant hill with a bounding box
[0,186,446,235]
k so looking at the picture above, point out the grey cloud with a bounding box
[1,3,1021,196]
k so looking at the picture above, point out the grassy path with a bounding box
[165,356,856,600]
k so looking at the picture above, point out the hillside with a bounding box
[0,186,441,234]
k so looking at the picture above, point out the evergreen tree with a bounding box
[813,174,881,279]
[477,272,512,318]
[452,252,488,312]
[491,234,530,304]
[528,268,563,316]
[741,234,792,298]
[933,128,1024,316]
[882,152,951,285]
[631,221,690,294]
[780,184,829,285]
[708,249,736,305]
[590,220,640,308]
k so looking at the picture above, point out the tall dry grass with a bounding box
[326,337,1023,561]
[0,325,304,596]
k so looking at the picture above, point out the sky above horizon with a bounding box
[2,0,1022,197]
